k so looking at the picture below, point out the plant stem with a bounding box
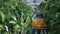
[0,31,1,34]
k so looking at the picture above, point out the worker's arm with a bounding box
[32,11,36,17]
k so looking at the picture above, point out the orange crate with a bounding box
[32,18,47,28]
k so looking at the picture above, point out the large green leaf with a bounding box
[0,10,5,22]
[9,20,16,25]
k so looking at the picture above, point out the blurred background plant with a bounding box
[39,0,60,34]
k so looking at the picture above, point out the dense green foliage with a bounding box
[0,0,60,34]
[0,0,32,34]
[39,0,60,34]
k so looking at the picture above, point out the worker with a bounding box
[30,6,48,34]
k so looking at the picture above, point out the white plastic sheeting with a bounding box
[26,0,44,9]
[22,0,45,10]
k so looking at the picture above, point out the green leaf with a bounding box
[11,15,16,21]
[0,24,3,31]
[14,24,21,32]
[0,10,5,22]
[9,20,16,25]
[0,0,2,2]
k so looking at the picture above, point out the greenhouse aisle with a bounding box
[0,0,60,34]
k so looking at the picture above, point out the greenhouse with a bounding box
[0,0,60,34]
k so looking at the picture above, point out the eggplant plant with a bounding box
[39,0,60,34]
[0,0,33,34]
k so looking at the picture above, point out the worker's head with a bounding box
[34,6,40,13]
[35,7,40,11]
[35,6,40,12]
